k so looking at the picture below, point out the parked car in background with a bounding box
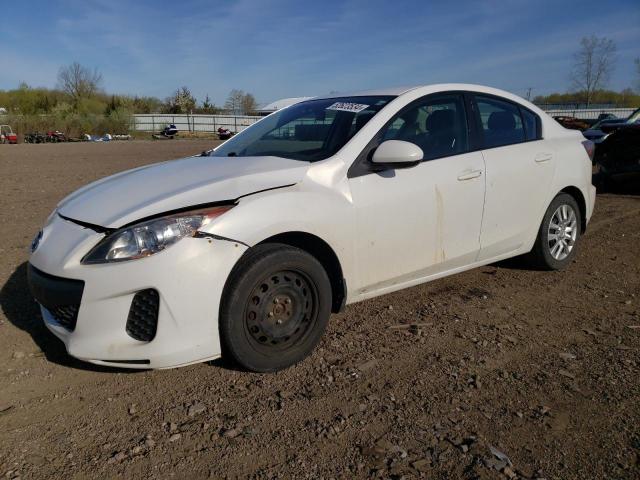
[217,127,234,140]
[24,132,46,144]
[46,130,67,142]
[583,107,640,144]
[0,125,17,144]
[595,113,616,123]
[553,116,590,131]
[27,84,596,372]
[151,124,178,140]
[593,121,640,184]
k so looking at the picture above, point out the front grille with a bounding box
[126,289,159,342]
[48,304,80,330]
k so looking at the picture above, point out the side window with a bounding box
[521,107,539,141]
[381,117,408,141]
[475,96,525,148]
[379,95,468,160]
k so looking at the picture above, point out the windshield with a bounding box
[626,107,640,124]
[212,96,394,161]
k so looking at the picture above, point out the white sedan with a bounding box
[28,84,596,371]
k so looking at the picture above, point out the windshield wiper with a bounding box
[227,152,237,157]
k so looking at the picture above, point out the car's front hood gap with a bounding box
[58,214,115,235]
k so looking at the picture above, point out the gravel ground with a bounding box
[0,141,639,479]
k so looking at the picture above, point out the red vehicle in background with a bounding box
[46,130,67,142]
[0,125,18,144]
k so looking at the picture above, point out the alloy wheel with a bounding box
[547,204,578,261]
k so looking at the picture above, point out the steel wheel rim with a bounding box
[243,270,318,353]
[548,204,577,261]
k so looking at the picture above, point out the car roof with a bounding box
[314,83,528,100]
[313,86,423,98]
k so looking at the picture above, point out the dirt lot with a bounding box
[0,141,639,479]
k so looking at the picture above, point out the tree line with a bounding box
[533,89,640,108]
[0,62,259,116]
[534,35,640,107]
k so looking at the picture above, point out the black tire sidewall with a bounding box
[220,244,332,372]
[536,193,582,270]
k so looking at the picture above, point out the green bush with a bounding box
[3,109,132,138]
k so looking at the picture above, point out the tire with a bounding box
[219,243,332,372]
[528,193,581,270]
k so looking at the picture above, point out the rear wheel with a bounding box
[219,243,332,372]
[529,193,581,270]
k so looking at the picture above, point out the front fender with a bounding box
[202,186,357,293]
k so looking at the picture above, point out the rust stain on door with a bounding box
[435,186,446,263]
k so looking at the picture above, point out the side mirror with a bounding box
[371,140,423,169]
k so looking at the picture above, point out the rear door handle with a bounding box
[457,169,483,181]
[535,153,553,163]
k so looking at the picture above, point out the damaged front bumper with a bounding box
[28,214,248,369]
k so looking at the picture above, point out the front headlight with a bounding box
[81,205,233,264]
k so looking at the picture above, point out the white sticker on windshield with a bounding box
[326,102,370,113]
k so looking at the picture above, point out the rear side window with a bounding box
[475,96,525,148]
[520,107,540,141]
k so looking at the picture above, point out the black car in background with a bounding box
[583,107,640,143]
[588,107,640,185]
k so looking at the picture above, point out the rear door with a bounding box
[471,94,556,260]
[348,93,486,295]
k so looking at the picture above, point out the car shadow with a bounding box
[207,357,246,372]
[0,262,140,373]
[490,256,543,272]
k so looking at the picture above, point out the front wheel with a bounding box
[528,193,581,270]
[219,243,332,372]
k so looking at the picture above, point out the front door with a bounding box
[348,93,486,295]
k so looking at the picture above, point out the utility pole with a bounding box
[525,87,533,101]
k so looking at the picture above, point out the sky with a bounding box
[1,0,639,106]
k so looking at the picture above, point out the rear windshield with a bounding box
[212,96,394,161]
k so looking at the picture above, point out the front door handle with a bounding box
[457,169,483,181]
[535,153,553,163]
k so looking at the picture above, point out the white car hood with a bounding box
[57,155,309,228]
